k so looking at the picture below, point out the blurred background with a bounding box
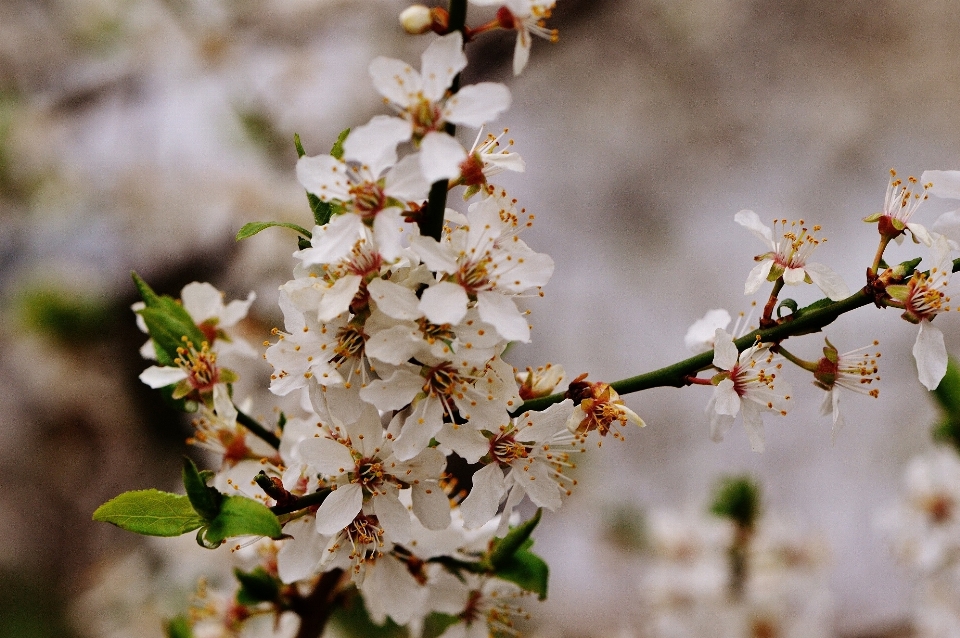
[2,0,960,635]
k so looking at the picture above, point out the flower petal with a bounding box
[296,154,350,201]
[344,115,413,176]
[139,365,188,388]
[921,170,960,200]
[915,320,948,391]
[315,484,363,535]
[419,281,469,326]
[419,131,467,183]
[744,259,774,295]
[420,32,467,102]
[804,262,850,300]
[411,482,452,530]
[443,83,511,127]
[296,437,354,475]
[713,378,741,417]
[734,209,775,249]
[460,464,505,529]
[740,402,766,453]
[712,329,739,371]
[367,278,421,320]
[685,309,731,354]
[369,57,422,107]
[477,290,529,342]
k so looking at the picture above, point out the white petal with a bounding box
[359,369,424,411]
[412,482,452,530]
[744,259,775,295]
[296,154,350,201]
[420,131,467,183]
[276,517,324,584]
[317,275,362,322]
[343,115,413,176]
[712,329,739,371]
[734,209,775,249]
[740,402,766,453]
[804,262,850,300]
[392,399,445,461]
[516,461,563,511]
[921,170,960,200]
[512,31,531,75]
[419,281,469,326]
[436,421,489,463]
[410,235,458,273]
[915,321,948,391]
[782,266,806,286]
[932,210,960,243]
[295,214,364,267]
[384,153,430,202]
[360,555,427,626]
[372,208,405,263]
[296,437,354,475]
[365,324,423,365]
[367,278,421,320]
[713,378,741,417]
[684,309,731,353]
[443,83,511,127]
[420,32,467,102]
[709,410,736,443]
[369,57,421,107]
[139,365,187,388]
[315,484,363,535]
[830,389,844,444]
[180,282,223,323]
[906,222,934,247]
[220,291,256,327]
[212,384,237,424]
[477,291,529,342]
[372,491,411,542]
[460,464,505,529]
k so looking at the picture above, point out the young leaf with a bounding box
[710,475,761,530]
[182,457,222,521]
[200,495,283,547]
[131,271,162,308]
[487,509,542,569]
[236,221,312,241]
[93,489,205,537]
[234,567,281,606]
[493,549,549,600]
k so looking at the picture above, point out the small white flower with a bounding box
[368,32,511,182]
[471,0,559,75]
[811,339,881,442]
[735,210,849,300]
[708,329,791,453]
[887,236,954,390]
[866,169,934,245]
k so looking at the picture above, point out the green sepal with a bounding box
[197,495,284,548]
[492,548,549,600]
[165,615,195,638]
[776,298,799,319]
[933,358,960,417]
[893,257,923,279]
[294,132,308,158]
[298,236,312,251]
[236,221,312,241]
[487,508,542,570]
[710,475,761,530]
[93,489,206,537]
[182,457,223,521]
[277,411,287,432]
[234,566,281,606]
[862,212,883,223]
[330,128,350,160]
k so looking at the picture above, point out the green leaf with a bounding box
[775,298,798,319]
[330,128,350,160]
[494,549,549,600]
[234,567,281,606]
[199,495,283,547]
[933,358,960,417]
[311,197,334,227]
[294,132,307,158]
[487,509,542,569]
[182,457,222,521]
[132,271,162,307]
[236,221,312,241]
[165,616,194,638]
[93,490,205,537]
[132,274,206,366]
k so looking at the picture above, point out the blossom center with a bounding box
[348,181,387,220]
[490,430,528,465]
[175,339,220,393]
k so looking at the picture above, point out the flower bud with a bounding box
[400,5,433,34]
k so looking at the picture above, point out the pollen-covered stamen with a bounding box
[355,457,387,493]
[490,429,529,465]
[409,96,445,141]
[883,169,931,225]
[348,179,388,221]
[457,255,494,295]
[729,351,779,397]
[902,269,951,323]
[458,584,530,636]
[333,324,367,365]
[175,338,220,393]
[336,513,385,572]
[418,318,455,345]
[188,414,255,466]
[768,219,825,271]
